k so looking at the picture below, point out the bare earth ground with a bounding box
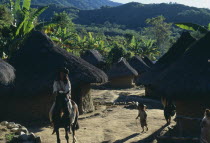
[29,87,171,143]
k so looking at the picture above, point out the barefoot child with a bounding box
[136,102,148,133]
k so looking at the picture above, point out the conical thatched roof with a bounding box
[108,57,138,79]
[154,32,196,70]
[9,31,108,96]
[0,59,15,85]
[153,32,210,99]
[142,56,154,67]
[129,55,150,74]
[137,32,196,86]
[80,49,105,68]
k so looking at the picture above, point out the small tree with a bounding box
[107,43,132,65]
[143,15,172,55]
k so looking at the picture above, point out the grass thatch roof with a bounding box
[129,55,150,74]
[136,32,196,86]
[0,59,15,96]
[153,32,210,99]
[0,59,15,85]
[81,49,105,66]
[108,57,138,79]
[9,31,108,96]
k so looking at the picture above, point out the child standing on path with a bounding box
[136,102,148,133]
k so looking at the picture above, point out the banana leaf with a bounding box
[175,23,208,34]
[22,0,31,11]
[24,6,48,34]
[15,18,26,38]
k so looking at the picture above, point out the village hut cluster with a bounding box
[0,29,209,142]
[0,29,156,122]
[137,31,210,140]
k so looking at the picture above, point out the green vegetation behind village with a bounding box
[0,0,208,64]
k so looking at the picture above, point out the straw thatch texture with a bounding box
[0,59,15,85]
[151,32,210,138]
[137,32,196,86]
[0,59,15,96]
[108,57,138,79]
[108,57,138,88]
[9,31,108,96]
[81,49,106,70]
[129,55,150,75]
[153,32,210,100]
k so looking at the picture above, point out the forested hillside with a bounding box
[74,2,210,29]
[0,0,121,9]
[33,2,210,29]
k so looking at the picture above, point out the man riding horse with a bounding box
[49,67,79,143]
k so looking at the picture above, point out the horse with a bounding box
[52,93,79,143]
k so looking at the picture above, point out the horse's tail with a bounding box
[71,100,80,130]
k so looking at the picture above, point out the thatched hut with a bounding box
[136,32,196,97]
[0,31,108,121]
[80,49,106,70]
[153,32,210,137]
[129,55,150,76]
[108,57,138,88]
[0,59,15,96]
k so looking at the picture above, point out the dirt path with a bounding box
[31,106,166,143]
[29,88,169,143]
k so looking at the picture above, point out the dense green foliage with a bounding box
[0,0,47,57]
[0,5,12,58]
[40,12,174,62]
[0,0,121,10]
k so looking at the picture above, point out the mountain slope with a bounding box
[1,0,121,10]
[73,2,210,29]
[27,0,120,9]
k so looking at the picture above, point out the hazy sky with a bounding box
[111,0,210,9]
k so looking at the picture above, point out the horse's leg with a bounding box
[71,101,79,143]
[72,126,77,143]
[55,129,61,143]
[71,115,78,143]
[65,127,69,143]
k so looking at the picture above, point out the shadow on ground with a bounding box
[109,124,167,143]
[113,133,140,143]
[115,94,163,110]
[131,124,168,143]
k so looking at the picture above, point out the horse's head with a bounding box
[53,93,70,120]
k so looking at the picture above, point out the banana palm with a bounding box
[128,36,159,60]
[8,0,48,55]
